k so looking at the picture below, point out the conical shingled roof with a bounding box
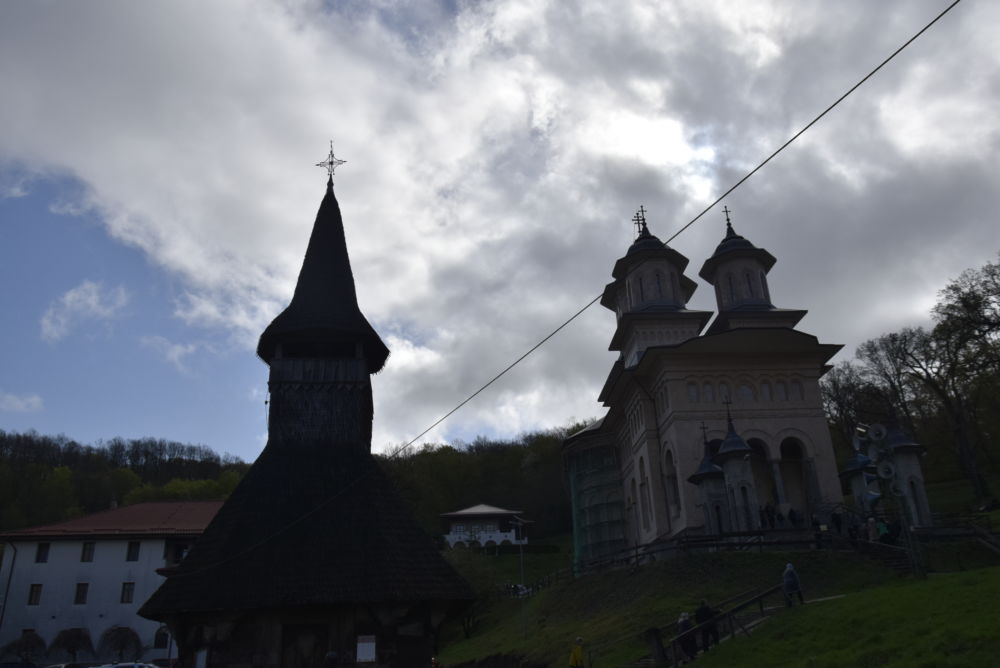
[257,178,389,372]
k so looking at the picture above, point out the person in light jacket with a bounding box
[783,562,804,606]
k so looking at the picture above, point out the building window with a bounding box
[154,628,170,649]
[719,383,731,402]
[760,381,772,401]
[686,382,699,403]
[120,581,135,604]
[35,543,49,563]
[81,542,95,562]
[74,583,89,605]
[126,541,140,561]
[27,584,42,605]
[790,380,804,401]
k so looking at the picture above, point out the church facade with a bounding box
[564,212,844,567]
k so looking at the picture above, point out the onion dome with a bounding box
[715,416,751,461]
[698,220,776,284]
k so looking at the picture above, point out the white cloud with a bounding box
[3,0,1000,455]
[0,391,43,413]
[141,335,199,373]
[40,280,129,343]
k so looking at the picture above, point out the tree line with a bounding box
[378,423,583,541]
[0,431,249,531]
[822,253,1000,506]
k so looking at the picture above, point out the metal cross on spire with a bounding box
[632,205,649,238]
[316,141,347,180]
[722,205,733,226]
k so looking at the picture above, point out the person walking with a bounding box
[783,563,804,606]
[568,636,585,667]
[677,612,697,662]
[694,599,720,652]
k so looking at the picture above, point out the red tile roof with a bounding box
[0,501,223,539]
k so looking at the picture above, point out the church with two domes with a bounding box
[564,210,844,567]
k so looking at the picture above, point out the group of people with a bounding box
[672,599,722,662]
[758,503,804,529]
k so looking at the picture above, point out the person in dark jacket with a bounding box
[694,599,720,651]
[783,563,804,606]
[676,612,697,662]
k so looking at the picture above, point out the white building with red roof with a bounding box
[0,501,221,662]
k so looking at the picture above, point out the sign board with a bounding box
[356,635,376,663]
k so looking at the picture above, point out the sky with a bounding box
[1,0,997,462]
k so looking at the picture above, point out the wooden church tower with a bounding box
[140,151,472,667]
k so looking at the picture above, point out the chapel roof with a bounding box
[441,504,524,517]
[257,178,389,372]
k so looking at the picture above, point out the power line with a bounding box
[166,0,963,577]
[401,0,964,450]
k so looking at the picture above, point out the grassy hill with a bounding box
[695,566,1000,667]
[438,546,919,667]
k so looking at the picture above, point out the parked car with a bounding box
[44,663,102,668]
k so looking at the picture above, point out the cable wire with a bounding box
[164,0,962,578]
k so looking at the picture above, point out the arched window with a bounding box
[639,457,651,530]
[702,382,715,403]
[727,273,737,304]
[737,383,755,402]
[745,272,755,297]
[719,382,731,402]
[655,271,664,298]
[760,272,771,302]
[790,381,804,401]
[760,381,772,401]
[687,382,699,403]
[775,381,788,401]
[664,449,681,518]
[638,274,645,302]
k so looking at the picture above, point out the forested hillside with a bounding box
[378,424,582,540]
[0,431,249,531]
[0,423,581,537]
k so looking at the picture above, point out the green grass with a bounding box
[438,549,896,667]
[696,567,1000,668]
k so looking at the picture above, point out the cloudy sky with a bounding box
[1,0,996,461]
